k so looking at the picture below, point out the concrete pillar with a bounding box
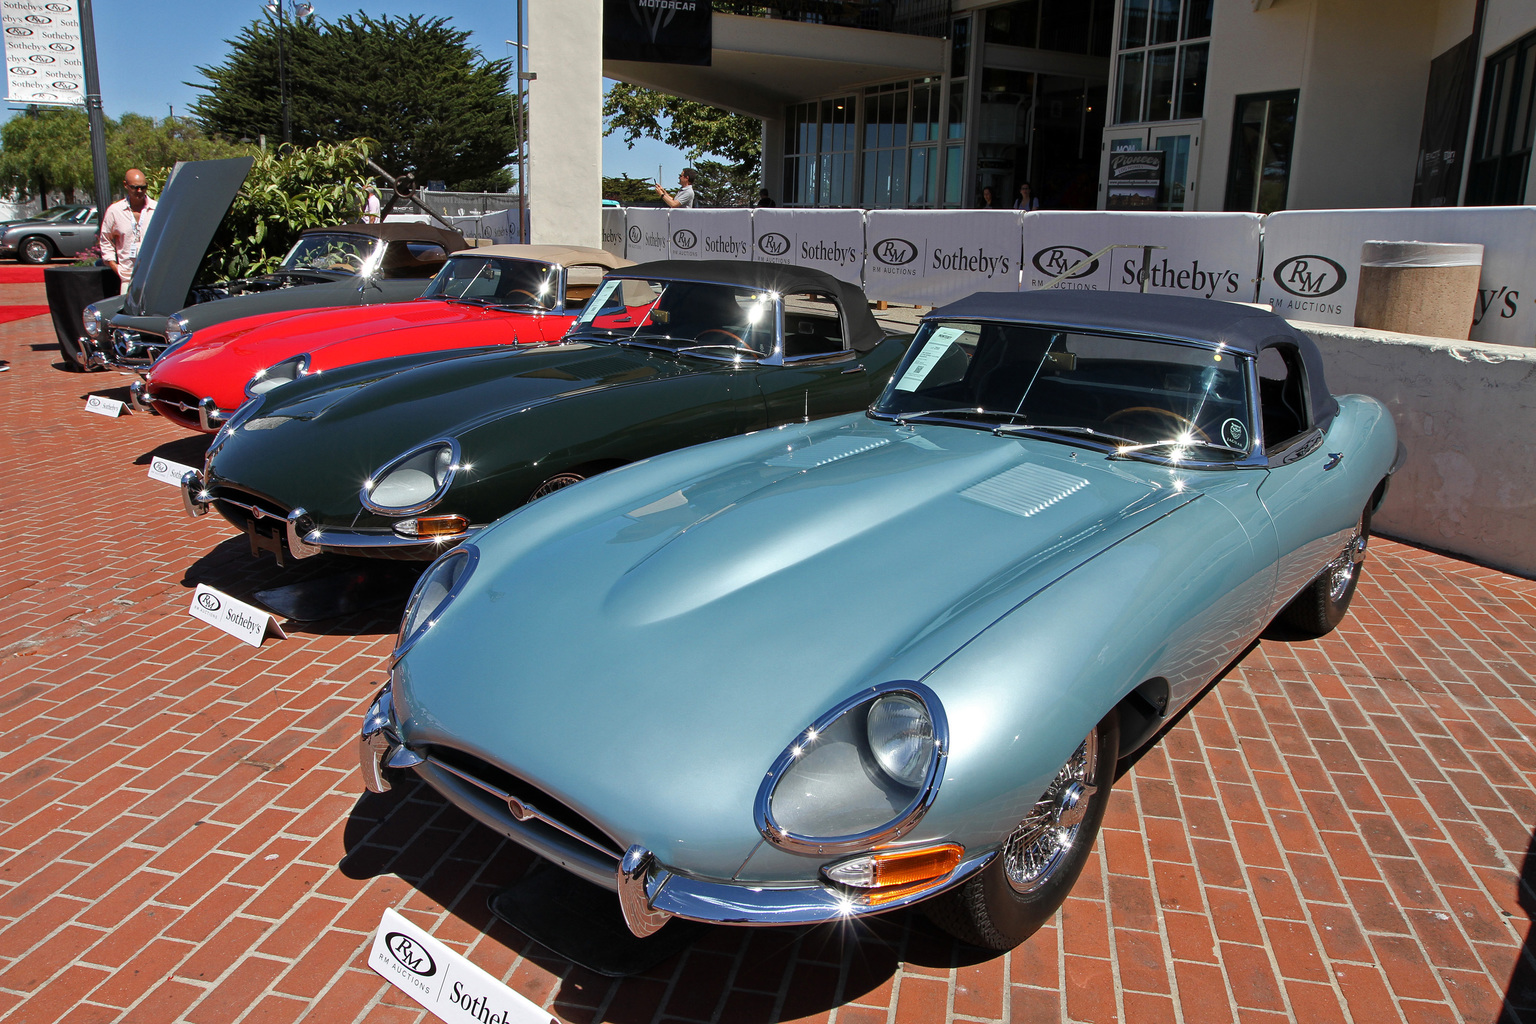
[528,0,602,246]
[760,116,785,203]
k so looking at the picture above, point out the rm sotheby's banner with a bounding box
[751,209,865,284]
[624,207,670,263]
[3,0,85,106]
[601,207,626,260]
[667,208,751,262]
[603,0,711,66]
[1021,211,1263,302]
[1261,207,1536,347]
[864,210,1023,306]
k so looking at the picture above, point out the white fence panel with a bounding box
[1261,207,1536,346]
[863,210,1022,306]
[448,209,523,246]
[667,209,753,262]
[1020,212,1263,302]
[624,207,670,263]
[601,208,626,260]
[750,209,865,284]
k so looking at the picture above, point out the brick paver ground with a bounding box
[2,310,1534,1024]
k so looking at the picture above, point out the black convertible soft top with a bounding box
[621,259,886,354]
[929,288,1337,431]
[298,221,467,250]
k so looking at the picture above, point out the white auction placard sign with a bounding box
[600,207,626,260]
[147,457,197,487]
[84,395,125,417]
[667,209,752,263]
[863,210,1023,307]
[370,908,554,1024]
[188,585,286,648]
[2,0,85,107]
[1021,211,1263,302]
[1260,207,1536,347]
[751,209,866,284]
[623,207,669,263]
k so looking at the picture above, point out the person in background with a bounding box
[100,168,155,286]
[655,168,697,208]
[1014,181,1040,211]
[756,188,776,208]
[979,185,999,209]
[361,183,382,223]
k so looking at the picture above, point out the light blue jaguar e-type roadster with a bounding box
[358,289,1403,950]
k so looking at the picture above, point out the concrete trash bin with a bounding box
[1354,240,1483,339]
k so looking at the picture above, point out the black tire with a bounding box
[1277,503,1371,638]
[925,710,1119,950]
[18,235,55,264]
[527,470,586,502]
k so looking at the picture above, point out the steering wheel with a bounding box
[1103,406,1210,442]
[504,289,542,303]
[695,328,764,356]
[328,253,364,272]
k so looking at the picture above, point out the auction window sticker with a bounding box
[895,326,972,391]
[577,279,623,323]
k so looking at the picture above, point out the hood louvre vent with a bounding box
[962,463,1089,517]
[765,436,891,469]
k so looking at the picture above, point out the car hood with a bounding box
[151,299,532,402]
[208,342,696,512]
[123,156,253,318]
[395,416,1197,873]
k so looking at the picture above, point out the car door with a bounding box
[755,291,873,423]
[1252,344,1362,614]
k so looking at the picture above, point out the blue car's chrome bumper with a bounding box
[357,685,991,937]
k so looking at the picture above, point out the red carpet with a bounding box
[0,266,47,283]
[0,305,51,323]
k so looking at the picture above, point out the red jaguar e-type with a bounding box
[139,244,631,432]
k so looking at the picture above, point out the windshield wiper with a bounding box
[1108,437,1248,460]
[992,422,1140,446]
[674,342,767,358]
[885,407,1030,427]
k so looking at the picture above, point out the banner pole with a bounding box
[77,0,112,210]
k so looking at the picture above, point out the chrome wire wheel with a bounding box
[1002,729,1098,894]
[1326,519,1367,603]
[528,471,586,501]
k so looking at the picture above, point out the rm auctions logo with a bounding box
[671,228,697,251]
[1272,255,1347,297]
[1032,246,1099,279]
[871,237,918,266]
[627,225,642,245]
[757,232,790,257]
[152,460,168,474]
[196,592,221,612]
[384,932,437,977]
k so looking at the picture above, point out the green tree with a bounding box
[0,107,93,204]
[602,83,762,197]
[192,13,518,191]
[602,174,659,205]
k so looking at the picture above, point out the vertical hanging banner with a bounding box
[603,0,712,66]
[666,208,751,262]
[2,0,85,106]
[750,209,865,284]
[601,207,627,260]
[623,207,669,263]
[1021,211,1262,302]
[863,210,1022,306]
[1260,207,1536,346]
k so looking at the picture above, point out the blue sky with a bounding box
[23,1,688,182]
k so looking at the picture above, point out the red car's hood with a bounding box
[148,300,573,411]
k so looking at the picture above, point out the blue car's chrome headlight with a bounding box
[394,544,478,662]
[756,681,948,855]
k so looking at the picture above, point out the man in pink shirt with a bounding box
[100,168,156,286]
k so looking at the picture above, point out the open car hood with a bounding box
[122,157,254,318]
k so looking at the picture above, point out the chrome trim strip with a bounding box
[311,525,479,552]
[754,680,950,856]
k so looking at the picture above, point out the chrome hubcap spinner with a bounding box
[1002,728,1098,893]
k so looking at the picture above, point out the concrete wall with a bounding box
[1302,321,1536,576]
[528,0,602,247]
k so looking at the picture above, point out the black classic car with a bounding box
[76,157,466,371]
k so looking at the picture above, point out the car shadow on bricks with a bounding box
[78,383,136,404]
[334,783,983,1016]
[132,432,213,468]
[1501,831,1536,1020]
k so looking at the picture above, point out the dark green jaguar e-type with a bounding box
[183,260,912,563]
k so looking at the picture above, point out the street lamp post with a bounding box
[507,0,534,244]
[264,0,315,145]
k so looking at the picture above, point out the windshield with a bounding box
[873,319,1254,459]
[567,278,775,358]
[31,206,88,224]
[420,255,560,310]
[280,233,381,275]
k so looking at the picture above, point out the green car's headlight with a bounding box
[245,353,310,398]
[756,682,947,854]
[82,303,103,339]
[362,439,459,515]
[394,544,478,661]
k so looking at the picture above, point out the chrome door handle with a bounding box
[840,365,866,375]
[1324,452,1343,470]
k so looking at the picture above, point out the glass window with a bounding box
[1149,0,1180,45]
[1146,47,1177,121]
[985,1,1039,48]
[1176,43,1207,119]
[1467,31,1536,205]
[1223,90,1299,213]
[1115,0,1210,125]
[951,16,971,77]
[1116,52,1145,123]
[945,146,965,206]
[423,256,559,309]
[1120,0,1148,49]
[948,80,968,139]
[282,233,381,275]
[1182,0,1212,40]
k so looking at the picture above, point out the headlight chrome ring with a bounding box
[392,544,479,663]
[245,353,311,398]
[361,438,461,516]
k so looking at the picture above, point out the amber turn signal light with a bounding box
[393,515,469,539]
[822,843,964,904]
